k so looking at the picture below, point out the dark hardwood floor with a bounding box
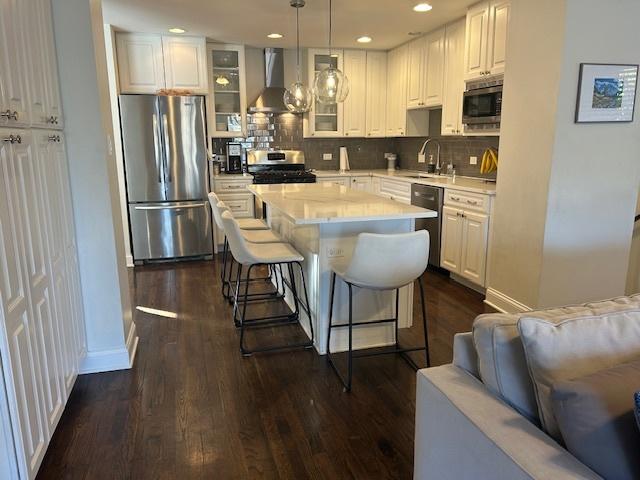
[37,258,492,480]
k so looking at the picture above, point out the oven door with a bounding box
[462,85,502,125]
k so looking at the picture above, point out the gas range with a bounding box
[246,149,316,185]
[252,169,316,184]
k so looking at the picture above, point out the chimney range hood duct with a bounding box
[248,48,289,113]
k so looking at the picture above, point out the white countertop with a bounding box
[248,183,438,225]
[314,169,497,195]
[214,169,497,195]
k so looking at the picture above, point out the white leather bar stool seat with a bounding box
[236,218,269,231]
[222,211,303,265]
[327,230,431,391]
[207,192,268,230]
[331,231,430,290]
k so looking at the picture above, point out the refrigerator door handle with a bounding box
[162,113,172,183]
[152,113,163,183]
[132,203,208,211]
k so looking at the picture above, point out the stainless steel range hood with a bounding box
[248,48,288,113]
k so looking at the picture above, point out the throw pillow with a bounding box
[551,359,640,480]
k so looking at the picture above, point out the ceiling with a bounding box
[101,0,476,50]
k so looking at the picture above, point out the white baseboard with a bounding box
[79,322,139,374]
[484,287,532,313]
[125,254,134,268]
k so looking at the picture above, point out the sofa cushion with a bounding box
[472,294,640,426]
[518,310,640,441]
[551,359,640,480]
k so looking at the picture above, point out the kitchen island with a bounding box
[247,183,437,354]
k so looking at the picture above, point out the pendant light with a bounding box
[283,0,312,113]
[314,0,349,104]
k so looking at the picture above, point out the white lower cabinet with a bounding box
[317,176,350,187]
[350,176,372,192]
[440,189,492,287]
[378,177,411,204]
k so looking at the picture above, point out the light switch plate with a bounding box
[418,153,426,163]
[470,156,478,165]
[327,246,345,258]
[323,153,332,160]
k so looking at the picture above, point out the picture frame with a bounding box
[575,63,638,123]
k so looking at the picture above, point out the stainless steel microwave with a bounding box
[462,77,503,129]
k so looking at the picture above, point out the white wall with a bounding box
[51,0,137,372]
[487,0,640,311]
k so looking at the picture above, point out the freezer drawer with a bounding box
[129,201,212,261]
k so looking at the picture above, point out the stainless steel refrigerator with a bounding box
[120,94,212,262]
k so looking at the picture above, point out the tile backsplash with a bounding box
[212,109,499,179]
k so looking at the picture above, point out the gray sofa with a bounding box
[414,332,602,479]
[412,293,640,479]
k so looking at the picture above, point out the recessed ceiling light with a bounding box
[168,27,186,34]
[413,3,433,12]
[267,33,284,39]
[357,36,372,43]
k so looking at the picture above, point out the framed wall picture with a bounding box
[575,63,638,123]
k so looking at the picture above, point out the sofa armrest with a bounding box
[414,365,602,480]
[452,332,479,378]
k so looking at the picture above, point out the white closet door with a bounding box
[0,129,48,479]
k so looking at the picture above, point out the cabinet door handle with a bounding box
[1,110,18,120]
[227,185,243,189]
[450,196,460,201]
[466,199,478,205]
[48,135,61,143]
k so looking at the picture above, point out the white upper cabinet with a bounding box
[162,36,208,93]
[0,0,30,127]
[116,33,208,95]
[306,49,344,138]
[343,50,366,137]
[441,18,466,136]
[424,28,445,107]
[27,0,64,129]
[486,0,511,76]
[463,2,489,80]
[365,51,387,138]
[406,37,426,109]
[207,44,247,138]
[116,33,166,94]
[386,44,408,136]
[464,0,510,80]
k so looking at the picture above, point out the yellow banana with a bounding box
[480,148,498,174]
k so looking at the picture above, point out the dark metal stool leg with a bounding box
[418,276,431,367]
[296,262,314,345]
[346,282,353,392]
[232,264,243,327]
[239,264,254,355]
[326,272,337,358]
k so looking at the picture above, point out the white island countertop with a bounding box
[248,183,437,225]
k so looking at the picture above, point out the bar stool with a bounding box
[326,231,431,391]
[221,210,314,356]
[209,196,283,302]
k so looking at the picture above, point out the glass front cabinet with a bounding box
[304,49,344,138]
[207,44,247,137]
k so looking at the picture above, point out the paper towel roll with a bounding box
[339,147,350,172]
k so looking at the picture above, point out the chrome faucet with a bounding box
[419,138,441,174]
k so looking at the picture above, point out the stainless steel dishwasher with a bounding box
[411,183,443,267]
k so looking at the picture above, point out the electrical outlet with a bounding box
[323,153,333,160]
[327,246,345,258]
[418,153,426,163]
[470,156,478,165]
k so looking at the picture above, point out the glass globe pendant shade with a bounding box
[314,67,349,104]
[283,81,313,113]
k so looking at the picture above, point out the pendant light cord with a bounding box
[328,0,332,57]
[296,5,301,81]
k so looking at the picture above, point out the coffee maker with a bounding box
[225,142,243,173]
